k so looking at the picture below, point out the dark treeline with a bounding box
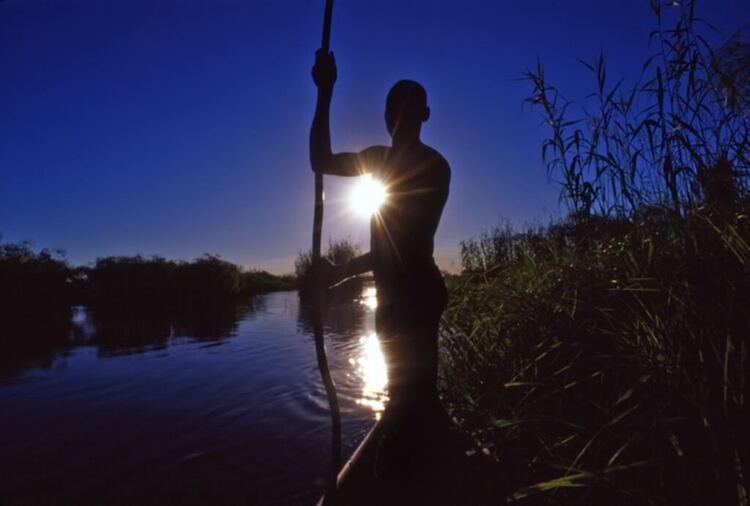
[0,244,293,376]
[0,237,363,377]
[0,244,294,329]
[0,243,75,377]
[0,236,369,337]
[83,254,294,308]
[441,3,749,504]
[0,242,72,331]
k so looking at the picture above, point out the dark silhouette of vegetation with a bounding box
[442,3,749,504]
[0,243,294,374]
[0,242,74,376]
[0,243,72,371]
[525,0,749,219]
[296,239,363,299]
[0,242,71,329]
[0,245,294,315]
[88,254,294,310]
[443,209,749,505]
[243,269,296,295]
[296,285,369,340]
[88,300,255,357]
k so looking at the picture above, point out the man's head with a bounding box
[385,80,430,142]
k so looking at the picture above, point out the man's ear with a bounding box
[423,106,431,123]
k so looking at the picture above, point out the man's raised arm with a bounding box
[309,50,337,174]
[310,51,383,177]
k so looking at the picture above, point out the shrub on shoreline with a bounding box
[295,239,362,299]
[446,5,749,501]
[0,243,71,329]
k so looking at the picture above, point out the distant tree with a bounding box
[174,254,243,304]
[89,255,176,308]
[0,241,71,328]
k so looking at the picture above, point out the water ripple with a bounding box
[0,286,383,505]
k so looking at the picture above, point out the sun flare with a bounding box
[350,174,387,218]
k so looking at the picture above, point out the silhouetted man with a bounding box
[310,50,450,473]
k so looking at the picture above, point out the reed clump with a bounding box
[296,239,363,300]
[441,209,749,505]
[442,2,749,503]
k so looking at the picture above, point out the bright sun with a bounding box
[350,174,387,218]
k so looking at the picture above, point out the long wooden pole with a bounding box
[313,1,341,503]
[312,0,333,261]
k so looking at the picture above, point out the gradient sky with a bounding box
[1,0,747,272]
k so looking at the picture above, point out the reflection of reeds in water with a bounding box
[297,278,368,336]
[88,301,254,356]
[88,308,173,356]
[0,300,255,375]
[0,312,74,379]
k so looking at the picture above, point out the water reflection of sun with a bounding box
[350,332,388,419]
[360,286,377,310]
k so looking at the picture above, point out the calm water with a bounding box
[0,286,386,505]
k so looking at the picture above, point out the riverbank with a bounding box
[0,245,296,323]
[438,208,749,505]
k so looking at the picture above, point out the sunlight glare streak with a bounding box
[350,174,387,218]
[354,332,388,418]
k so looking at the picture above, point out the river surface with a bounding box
[0,286,386,505]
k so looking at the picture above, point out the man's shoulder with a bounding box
[354,145,390,175]
[421,144,451,183]
[360,145,390,158]
[358,145,389,172]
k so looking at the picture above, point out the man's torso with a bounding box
[365,143,450,305]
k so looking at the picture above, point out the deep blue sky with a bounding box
[1,0,747,272]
